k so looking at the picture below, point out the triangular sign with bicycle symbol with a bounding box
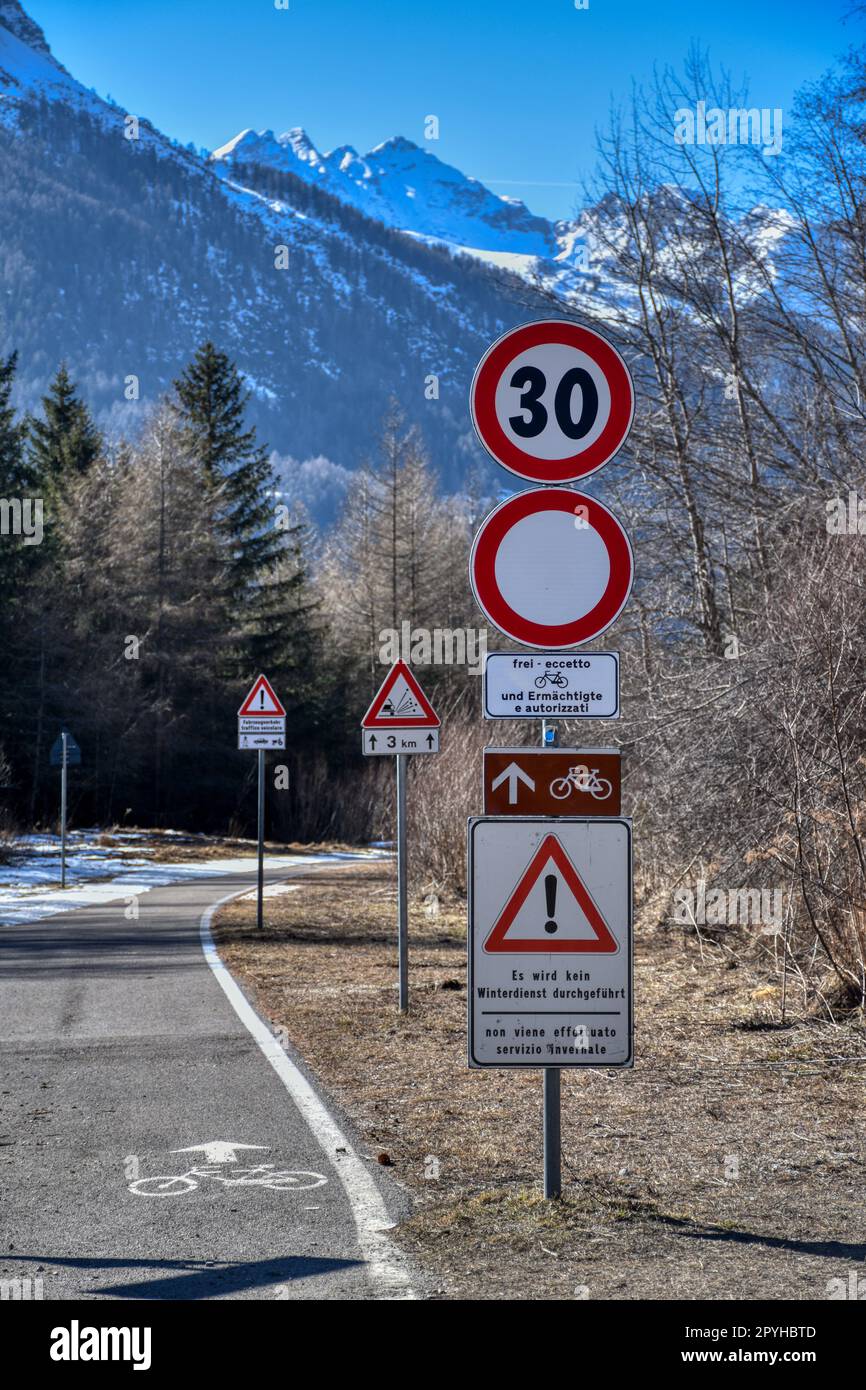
[484,834,619,954]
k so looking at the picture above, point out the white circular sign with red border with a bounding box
[470,320,634,484]
[470,488,634,649]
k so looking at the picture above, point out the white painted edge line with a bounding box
[200,887,417,1301]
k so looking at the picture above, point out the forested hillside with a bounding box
[0,9,545,492]
[0,339,490,839]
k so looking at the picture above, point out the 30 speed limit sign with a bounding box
[470,319,634,484]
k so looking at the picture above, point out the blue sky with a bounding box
[27,0,857,221]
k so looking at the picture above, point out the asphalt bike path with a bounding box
[0,863,415,1301]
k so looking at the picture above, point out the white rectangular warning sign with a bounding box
[468,817,632,1068]
[238,713,286,749]
[483,652,619,720]
[239,717,287,735]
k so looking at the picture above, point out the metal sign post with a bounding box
[237,675,286,931]
[396,753,409,1013]
[468,320,636,1203]
[257,747,265,932]
[50,730,80,889]
[544,1067,561,1200]
[361,660,441,1013]
[467,814,634,1190]
[541,718,560,1198]
[60,731,68,890]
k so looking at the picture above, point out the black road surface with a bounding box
[0,865,413,1301]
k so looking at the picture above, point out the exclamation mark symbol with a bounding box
[260,689,265,709]
[544,874,558,934]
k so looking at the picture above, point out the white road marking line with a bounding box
[200,888,416,1300]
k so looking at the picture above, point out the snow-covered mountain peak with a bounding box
[281,126,322,162]
[211,127,281,163]
[211,123,559,257]
[369,134,421,157]
[212,127,263,157]
[330,143,360,170]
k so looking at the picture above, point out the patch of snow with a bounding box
[0,830,388,925]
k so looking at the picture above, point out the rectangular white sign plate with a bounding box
[239,716,287,735]
[238,732,286,750]
[362,728,439,755]
[483,652,620,719]
[468,816,632,1068]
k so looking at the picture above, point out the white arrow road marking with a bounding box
[172,1142,269,1164]
[491,761,536,805]
[200,890,416,1300]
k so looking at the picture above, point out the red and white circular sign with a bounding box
[470,320,634,484]
[470,488,634,649]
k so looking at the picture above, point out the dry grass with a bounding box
[214,859,866,1301]
[108,829,362,864]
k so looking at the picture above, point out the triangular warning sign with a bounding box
[238,674,286,717]
[361,660,440,728]
[484,834,618,954]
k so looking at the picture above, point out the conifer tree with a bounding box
[28,364,102,491]
[0,352,27,495]
[174,342,273,573]
[173,341,316,676]
[0,352,32,600]
[0,353,29,785]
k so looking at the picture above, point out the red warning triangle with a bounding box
[484,834,618,954]
[238,674,286,717]
[361,660,440,728]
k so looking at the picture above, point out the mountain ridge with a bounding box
[0,2,542,503]
[211,124,562,260]
[0,0,53,58]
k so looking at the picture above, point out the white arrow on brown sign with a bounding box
[483,748,621,816]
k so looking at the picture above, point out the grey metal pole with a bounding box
[541,718,562,1198]
[544,1066,562,1198]
[60,731,68,890]
[396,752,408,1013]
[257,747,265,930]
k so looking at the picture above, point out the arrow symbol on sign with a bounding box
[426,733,435,748]
[369,734,377,749]
[491,761,535,805]
[172,1142,268,1165]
